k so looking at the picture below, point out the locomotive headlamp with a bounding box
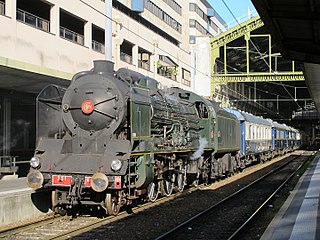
[30,157,40,169]
[26,170,44,189]
[111,159,122,171]
[90,172,109,192]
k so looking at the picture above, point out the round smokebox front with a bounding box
[62,74,125,136]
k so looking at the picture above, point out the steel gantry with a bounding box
[210,16,305,95]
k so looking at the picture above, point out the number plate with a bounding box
[52,175,72,186]
[84,176,91,187]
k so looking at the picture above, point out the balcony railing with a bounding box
[182,78,191,87]
[120,52,133,64]
[60,26,84,45]
[92,40,105,54]
[0,2,4,16]
[157,68,177,81]
[138,60,150,71]
[16,8,50,32]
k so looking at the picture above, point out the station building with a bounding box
[0,0,226,163]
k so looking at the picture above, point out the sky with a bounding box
[208,0,256,26]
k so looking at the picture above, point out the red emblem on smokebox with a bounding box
[81,100,94,114]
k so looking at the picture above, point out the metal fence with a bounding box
[182,78,191,87]
[0,156,19,176]
[120,52,133,64]
[138,60,150,71]
[60,26,84,45]
[92,40,105,53]
[16,8,50,32]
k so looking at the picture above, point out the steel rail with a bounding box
[227,152,314,240]
[154,153,311,240]
[0,180,203,239]
[0,153,303,239]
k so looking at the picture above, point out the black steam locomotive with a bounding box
[26,60,298,215]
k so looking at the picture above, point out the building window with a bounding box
[60,9,85,45]
[92,24,105,54]
[113,0,180,46]
[163,0,182,15]
[189,19,196,28]
[182,68,191,86]
[189,36,196,44]
[157,55,178,81]
[145,0,182,33]
[189,3,223,33]
[138,48,151,71]
[189,18,212,36]
[120,40,134,64]
[210,20,219,32]
[189,3,207,22]
[16,0,50,32]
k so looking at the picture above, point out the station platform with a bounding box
[0,177,31,195]
[261,152,320,240]
[0,177,51,229]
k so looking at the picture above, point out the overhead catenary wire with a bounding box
[221,0,302,110]
[214,58,305,117]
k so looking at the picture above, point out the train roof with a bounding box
[288,126,299,133]
[281,124,290,131]
[241,112,272,126]
[267,119,287,130]
[224,108,271,126]
[218,108,239,120]
[223,108,245,121]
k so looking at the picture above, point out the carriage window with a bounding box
[195,102,208,119]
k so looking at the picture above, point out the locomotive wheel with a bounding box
[187,173,199,187]
[105,192,121,215]
[51,190,66,216]
[175,167,186,192]
[147,181,159,202]
[175,171,185,192]
[162,172,174,196]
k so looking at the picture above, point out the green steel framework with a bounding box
[210,16,305,95]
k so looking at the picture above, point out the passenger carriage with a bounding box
[268,120,288,156]
[225,109,273,164]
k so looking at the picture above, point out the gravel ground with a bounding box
[70,151,314,240]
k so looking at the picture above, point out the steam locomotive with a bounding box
[26,60,300,215]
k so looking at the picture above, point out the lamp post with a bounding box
[105,0,112,61]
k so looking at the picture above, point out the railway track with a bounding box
[154,152,314,240]
[0,179,202,239]
[0,151,312,239]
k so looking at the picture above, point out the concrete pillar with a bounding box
[153,39,158,79]
[2,98,11,156]
[113,16,122,70]
[84,21,91,49]
[50,5,59,36]
[5,0,16,19]
[132,45,138,69]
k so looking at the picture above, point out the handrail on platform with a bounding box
[0,156,19,175]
